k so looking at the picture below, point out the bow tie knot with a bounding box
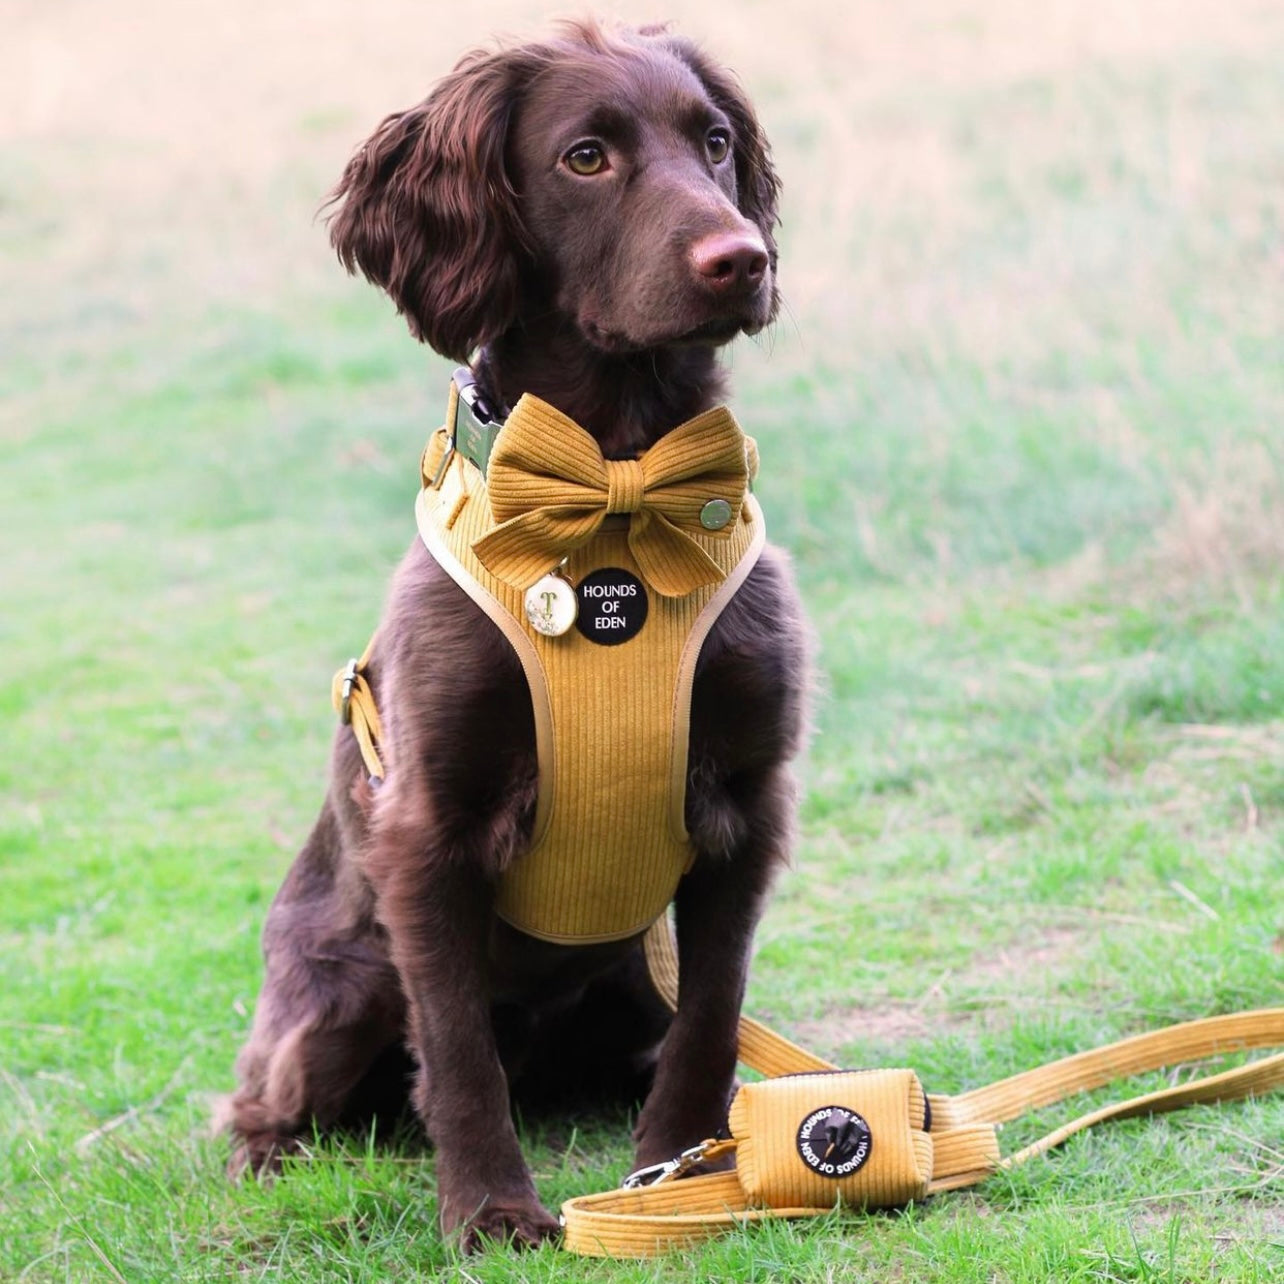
[605,458,646,515]
[468,395,754,598]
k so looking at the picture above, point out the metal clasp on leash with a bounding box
[339,658,359,725]
[622,1140,718,1189]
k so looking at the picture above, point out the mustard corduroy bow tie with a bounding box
[471,395,754,598]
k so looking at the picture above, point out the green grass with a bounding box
[3,1,1283,1279]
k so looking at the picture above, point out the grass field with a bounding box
[3,0,1282,1279]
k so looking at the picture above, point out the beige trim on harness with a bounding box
[666,510,766,843]
[415,484,560,850]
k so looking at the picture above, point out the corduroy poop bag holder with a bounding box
[731,1069,935,1208]
[734,1068,934,1206]
[561,1068,962,1257]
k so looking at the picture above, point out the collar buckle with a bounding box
[449,366,503,476]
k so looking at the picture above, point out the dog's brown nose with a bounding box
[690,231,768,294]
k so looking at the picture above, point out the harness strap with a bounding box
[332,639,384,780]
[559,924,1284,1257]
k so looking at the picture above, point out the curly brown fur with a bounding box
[225,19,807,1252]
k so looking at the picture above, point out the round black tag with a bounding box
[796,1105,873,1180]
[575,568,648,645]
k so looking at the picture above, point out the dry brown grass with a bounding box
[1152,443,1284,601]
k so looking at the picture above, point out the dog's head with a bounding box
[327,21,780,362]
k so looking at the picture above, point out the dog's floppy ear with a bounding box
[327,48,537,360]
[664,40,781,262]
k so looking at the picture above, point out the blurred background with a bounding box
[7,0,1282,585]
[3,1,1282,1279]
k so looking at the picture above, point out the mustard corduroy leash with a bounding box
[556,922,1284,1257]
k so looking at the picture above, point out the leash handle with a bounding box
[944,1008,1284,1125]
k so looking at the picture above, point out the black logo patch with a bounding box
[575,568,648,645]
[796,1105,873,1179]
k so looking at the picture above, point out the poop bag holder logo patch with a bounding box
[796,1105,872,1178]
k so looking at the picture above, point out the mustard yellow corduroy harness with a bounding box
[341,379,764,944]
[334,380,1284,1257]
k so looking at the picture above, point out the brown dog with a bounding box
[225,19,808,1251]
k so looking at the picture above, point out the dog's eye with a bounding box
[706,129,731,164]
[564,142,608,176]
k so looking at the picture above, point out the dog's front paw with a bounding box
[450,1199,561,1253]
[225,1131,299,1181]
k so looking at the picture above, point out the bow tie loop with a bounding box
[605,458,646,515]
[470,396,751,598]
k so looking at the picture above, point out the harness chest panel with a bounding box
[416,393,765,945]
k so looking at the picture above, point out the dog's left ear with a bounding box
[665,40,782,261]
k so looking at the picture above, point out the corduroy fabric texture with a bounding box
[416,392,765,944]
[729,1070,933,1210]
[474,395,753,598]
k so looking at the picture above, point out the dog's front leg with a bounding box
[631,766,791,1168]
[368,819,559,1251]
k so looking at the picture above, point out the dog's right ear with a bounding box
[326,49,536,361]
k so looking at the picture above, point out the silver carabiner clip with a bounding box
[621,1140,716,1189]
